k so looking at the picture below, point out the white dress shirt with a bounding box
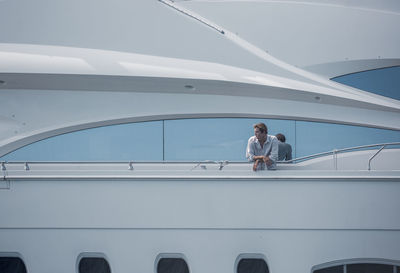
[246,135,279,170]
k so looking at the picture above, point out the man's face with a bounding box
[254,128,266,141]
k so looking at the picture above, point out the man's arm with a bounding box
[268,137,279,164]
[246,137,255,162]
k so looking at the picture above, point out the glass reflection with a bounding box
[296,121,400,158]
[164,118,294,161]
[0,118,399,161]
[332,66,400,100]
[0,121,163,161]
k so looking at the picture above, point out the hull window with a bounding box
[314,265,344,273]
[347,264,393,273]
[79,257,111,273]
[237,258,269,273]
[0,257,27,273]
[157,258,189,273]
[313,260,400,273]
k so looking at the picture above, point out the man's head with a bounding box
[276,133,286,143]
[253,123,267,142]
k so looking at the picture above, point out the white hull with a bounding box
[2,229,399,273]
[1,0,400,272]
[2,154,400,272]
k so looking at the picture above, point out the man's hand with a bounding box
[263,156,272,166]
[253,156,272,171]
[253,159,260,171]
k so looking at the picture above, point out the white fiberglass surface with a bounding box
[1,66,399,162]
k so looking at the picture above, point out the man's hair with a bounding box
[253,123,268,133]
[276,133,286,142]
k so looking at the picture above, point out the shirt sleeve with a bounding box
[246,137,255,162]
[269,137,279,163]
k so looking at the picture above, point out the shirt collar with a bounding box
[255,135,270,144]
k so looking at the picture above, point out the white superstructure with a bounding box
[0,0,399,272]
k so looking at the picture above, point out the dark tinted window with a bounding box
[347,263,393,273]
[157,258,189,273]
[237,258,269,273]
[314,265,344,273]
[79,257,111,273]
[0,257,27,273]
[332,66,400,100]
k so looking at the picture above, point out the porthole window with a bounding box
[78,257,111,273]
[314,265,344,273]
[0,257,27,273]
[347,263,393,273]
[157,257,189,273]
[237,258,269,273]
[312,260,400,273]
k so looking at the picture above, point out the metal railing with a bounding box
[278,142,400,170]
[1,142,399,172]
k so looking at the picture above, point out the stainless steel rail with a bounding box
[368,145,386,171]
[279,142,400,165]
[1,142,399,171]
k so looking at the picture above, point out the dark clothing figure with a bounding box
[278,141,292,161]
[276,133,292,161]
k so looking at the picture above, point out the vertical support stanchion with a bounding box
[333,149,338,170]
[368,145,386,171]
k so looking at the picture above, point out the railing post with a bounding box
[368,145,386,171]
[333,149,338,170]
[218,160,229,170]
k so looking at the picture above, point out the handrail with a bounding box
[279,142,400,164]
[191,160,229,171]
[1,143,399,170]
[368,145,386,171]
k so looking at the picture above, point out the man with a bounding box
[246,122,279,171]
[276,133,292,161]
